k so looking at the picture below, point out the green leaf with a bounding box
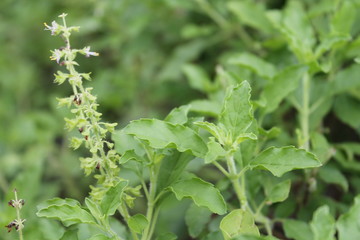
[37,197,79,209]
[258,127,281,139]
[310,205,336,240]
[266,180,291,204]
[85,198,102,221]
[202,231,223,240]
[250,146,321,177]
[331,1,356,35]
[315,34,351,58]
[183,64,214,93]
[112,130,145,156]
[233,235,280,240]
[185,204,212,238]
[283,220,313,240]
[267,1,315,63]
[188,99,221,117]
[234,133,257,146]
[219,81,253,142]
[227,1,273,34]
[331,64,360,94]
[119,150,146,164]
[165,105,191,125]
[124,119,207,158]
[220,209,260,240]
[88,234,113,240]
[311,132,332,164]
[228,52,276,79]
[128,214,149,234]
[37,198,96,227]
[195,121,224,142]
[100,181,128,216]
[156,232,178,240]
[169,177,227,214]
[318,165,348,192]
[263,65,308,114]
[60,229,78,240]
[39,219,65,240]
[334,94,360,130]
[205,137,227,163]
[336,195,360,240]
[157,151,194,194]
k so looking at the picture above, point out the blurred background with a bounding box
[1,0,360,239]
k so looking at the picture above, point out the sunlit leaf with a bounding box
[331,64,360,94]
[336,195,360,240]
[112,130,145,156]
[157,151,194,194]
[165,105,191,125]
[37,198,96,227]
[188,99,221,117]
[267,1,315,62]
[331,1,356,35]
[318,165,348,192]
[266,179,291,204]
[250,146,321,177]
[205,137,227,163]
[228,52,276,79]
[119,150,146,164]
[100,181,128,216]
[263,65,307,114]
[310,205,336,240]
[85,198,102,221]
[169,177,227,214]
[220,209,259,240]
[283,219,313,240]
[128,214,149,234]
[124,119,207,158]
[219,81,253,143]
[315,34,350,58]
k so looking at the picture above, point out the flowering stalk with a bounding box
[44,13,120,201]
[5,189,26,240]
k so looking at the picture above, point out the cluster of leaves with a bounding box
[2,0,360,240]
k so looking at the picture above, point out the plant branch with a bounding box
[300,72,310,151]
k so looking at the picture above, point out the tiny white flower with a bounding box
[44,21,59,35]
[50,49,63,64]
[83,46,99,57]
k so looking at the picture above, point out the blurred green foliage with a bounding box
[1,0,360,239]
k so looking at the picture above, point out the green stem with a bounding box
[300,72,310,151]
[141,166,158,240]
[195,0,228,29]
[255,214,273,236]
[226,154,248,210]
[119,203,138,240]
[213,161,230,177]
[140,178,150,200]
[14,190,24,240]
[147,207,160,240]
[298,71,316,207]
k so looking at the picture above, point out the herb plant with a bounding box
[2,1,360,240]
